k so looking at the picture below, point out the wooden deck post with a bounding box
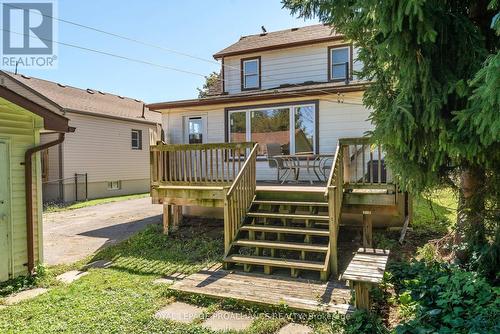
[354,282,372,310]
[172,205,182,232]
[163,203,171,235]
[362,211,372,247]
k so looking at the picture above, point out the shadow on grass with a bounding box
[88,218,225,277]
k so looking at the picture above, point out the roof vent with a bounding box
[291,27,299,31]
[118,95,124,99]
[86,88,95,94]
[21,74,31,79]
[57,83,66,88]
[98,91,105,95]
[134,99,141,102]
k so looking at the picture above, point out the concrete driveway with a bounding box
[43,197,162,266]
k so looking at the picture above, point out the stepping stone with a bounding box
[202,310,254,331]
[82,260,112,269]
[277,323,313,334]
[152,278,175,285]
[154,302,204,323]
[56,270,88,284]
[4,288,48,305]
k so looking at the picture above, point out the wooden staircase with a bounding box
[223,188,333,281]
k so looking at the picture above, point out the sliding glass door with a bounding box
[228,103,316,157]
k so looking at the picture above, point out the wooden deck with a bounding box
[169,264,354,314]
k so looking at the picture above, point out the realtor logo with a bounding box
[1,1,58,68]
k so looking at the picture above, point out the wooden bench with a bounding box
[342,247,390,310]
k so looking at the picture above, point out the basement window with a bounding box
[131,129,142,150]
[107,181,121,190]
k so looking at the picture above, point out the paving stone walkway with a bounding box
[154,302,205,323]
[201,310,254,331]
[56,270,88,284]
[277,323,314,333]
[4,288,48,305]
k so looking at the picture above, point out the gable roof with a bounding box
[213,24,342,59]
[2,71,160,124]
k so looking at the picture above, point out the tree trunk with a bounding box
[454,166,486,262]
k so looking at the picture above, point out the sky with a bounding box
[3,0,319,103]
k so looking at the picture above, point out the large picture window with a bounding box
[228,103,316,157]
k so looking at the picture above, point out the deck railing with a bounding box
[150,142,255,186]
[224,143,259,254]
[339,137,392,188]
[324,143,344,278]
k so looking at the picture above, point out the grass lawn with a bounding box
[0,191,458,333]
[43,192,150,213]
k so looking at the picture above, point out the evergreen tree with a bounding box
[282,0,499,278]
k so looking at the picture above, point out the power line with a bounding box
[3,3,221,68]
[1,28,208,78]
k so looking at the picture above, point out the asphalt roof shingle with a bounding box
[3,71,160,124]
[213,24,341,58]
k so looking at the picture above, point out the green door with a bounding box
[0,141,10,281]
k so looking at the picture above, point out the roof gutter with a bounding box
[24,131,73,274]
[147,83,368,110]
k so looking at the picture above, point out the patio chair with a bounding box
[266,143,297,183]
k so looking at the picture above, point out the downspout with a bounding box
[24,133,65,274]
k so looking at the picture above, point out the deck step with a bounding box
[233,240,328,252]
[224,255,325,271]
[240,225,329,236]
[247,212,329,221]
[252,200,328,207]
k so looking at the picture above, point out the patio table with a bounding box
[273,153,335,183]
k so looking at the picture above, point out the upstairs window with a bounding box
[329,46,350,81]
[131,129,142,150]
[241,57,260,90]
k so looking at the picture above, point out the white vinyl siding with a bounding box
[161,94,371,181]
[61,113,156,183]
[223,41,362,94]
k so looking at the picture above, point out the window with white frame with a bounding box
[131,129,142,150]
[228,103,316,157]
[329,46,350,81]
[242,57,260,90]
[107,181,121,190]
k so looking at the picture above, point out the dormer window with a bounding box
[328,45,351,81]
[241,57,260,90]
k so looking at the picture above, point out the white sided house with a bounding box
[150,25,370,182]
[2,71,162,203]
[149,25,373,188]
[147,24,410,281]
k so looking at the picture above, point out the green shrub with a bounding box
[343,310,389,334]
[389,261,500,333]
[0,263,47,297]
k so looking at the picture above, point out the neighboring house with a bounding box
[1,71,162,203]
[148,24,370,183]
[0,77,73,282]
